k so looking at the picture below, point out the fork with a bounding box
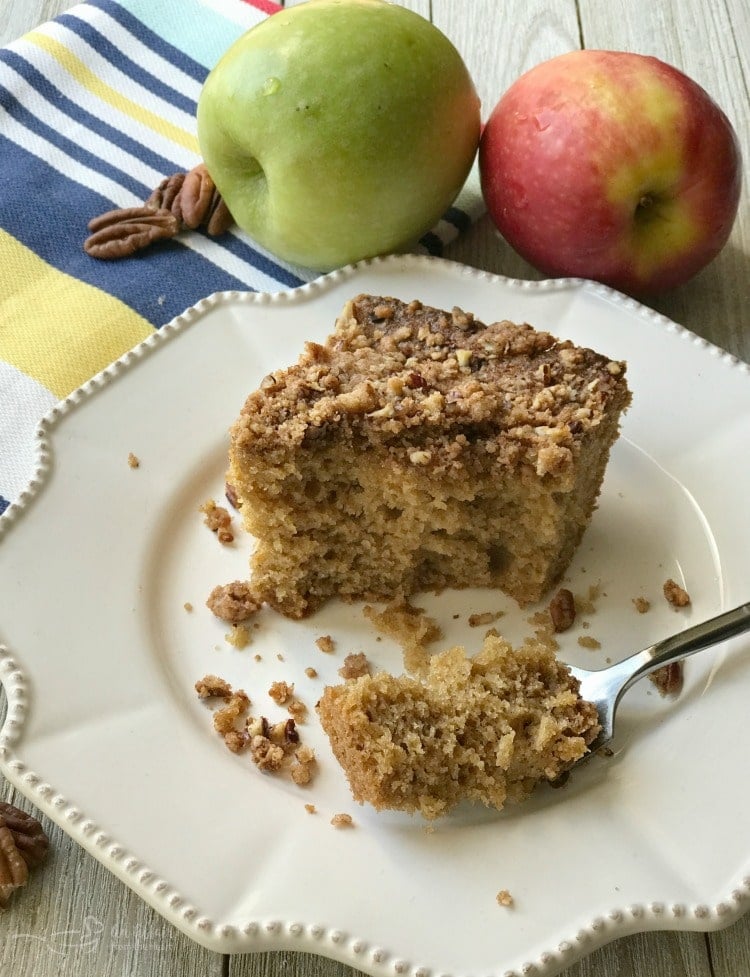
[567,601,750,754]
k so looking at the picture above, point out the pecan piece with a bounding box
[146,172,186,212]
[0,817,29,909]
[0,802,49,870]
[549,588,576,633]
[84,207,179,259]
[649,661,684,697]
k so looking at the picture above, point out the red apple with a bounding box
[479,51,742,295]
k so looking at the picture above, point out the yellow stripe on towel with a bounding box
[0,230,154,399]
[26,31,200,153]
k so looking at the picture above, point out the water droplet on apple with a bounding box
[262,77,281,96]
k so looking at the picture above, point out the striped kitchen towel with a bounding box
[0,0,485,516]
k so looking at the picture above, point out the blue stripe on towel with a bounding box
[0,134,304,311]
[0,135,252,323]
[56,12,201,115]
[0,82,151,200]
[0,49,182,176]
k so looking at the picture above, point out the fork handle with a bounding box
[620,600,750,696]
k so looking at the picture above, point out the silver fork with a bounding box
[568,601,750,754]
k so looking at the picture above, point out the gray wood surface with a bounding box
[1,1,749,976]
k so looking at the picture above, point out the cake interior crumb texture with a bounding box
[229,295,631,618]
[317,633,601,820]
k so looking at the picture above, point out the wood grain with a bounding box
[1,2,749,977]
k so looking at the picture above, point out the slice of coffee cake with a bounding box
[228,295,630,618]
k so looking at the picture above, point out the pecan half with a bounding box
[145,172,186,212]
[0,817,29,909]
[84,207,180,259]
[178,163,216,229]
[205,193,234,236]
[0,802,49,870]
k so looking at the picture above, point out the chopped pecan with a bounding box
[195,674,232,699]
[84,207,179,259]
[225,482,241,510]
[0,803,49,871]
[649,661,684,697]
[549,588,576,632]
[146,172,186,212]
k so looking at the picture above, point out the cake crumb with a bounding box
[127,452,140,469]
[664,578,690,608]
[195,674,232,699]
[577,636,601,650]
[287,698,308,722]
[304,667,318,679]
[304,803,317,814]
[549,588,576,633]
[363,599,443,675]
[316,635,335,654]
[291,745,317,786]
[496,889,514,908]
[525,611,559,654]
[632,596,651,614]
[225,625,250,649]
[207,581,261,623]
[183,602,193,612]
[468,610,504,628]
[269,680,294,705]
[331,813,354,829]
[200,499,234,544]
[339,652,370,680]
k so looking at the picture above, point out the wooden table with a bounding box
[1,2,748,976]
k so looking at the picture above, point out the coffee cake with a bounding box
[228,295,630,618]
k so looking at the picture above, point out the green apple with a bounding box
[197,0,480,270]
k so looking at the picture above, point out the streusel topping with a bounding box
[231,295,628,477]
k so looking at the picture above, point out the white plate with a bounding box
[2,255,750,977]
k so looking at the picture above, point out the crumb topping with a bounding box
[339,652,371,680]
[664,578,690,608]
[231,295,630,477]
[206,581,261,623]
[200,499,234,543]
